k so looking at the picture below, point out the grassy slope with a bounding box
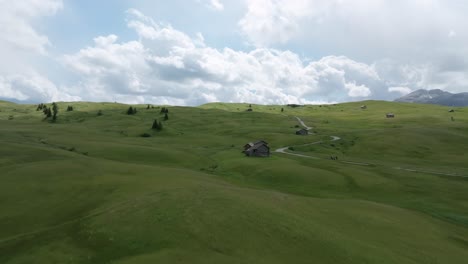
[0,100,468,263]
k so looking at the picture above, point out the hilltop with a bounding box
[1,100,468,263]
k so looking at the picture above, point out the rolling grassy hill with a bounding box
[1,100,468,263]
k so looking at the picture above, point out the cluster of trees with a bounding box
[66,106,74,112]
[160,107,169,120]
[36,103,46,111]
[127,106,138,115]
[38,102,58,121]
[146,104,155,109]
[152,119,163,131]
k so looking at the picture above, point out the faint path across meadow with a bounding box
[275,116,467,178]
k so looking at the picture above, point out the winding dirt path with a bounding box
[275,117,467,178]
[295,116,312,130]
[275,116,341,159]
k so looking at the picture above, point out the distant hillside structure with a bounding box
[296,129,308,135]
[449,109,455,113]
[361,105,367,109]
[243,140,270,157]
[386,113,395,118]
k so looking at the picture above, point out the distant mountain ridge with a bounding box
[395,89,468,106]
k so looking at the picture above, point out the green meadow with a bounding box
[1,100,468,263]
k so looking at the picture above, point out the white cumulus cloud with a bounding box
[0,0,63,55]
[0,0,70,103]
[0,72,79,102]
[388,87,413,96]
[60,9,410,105]
[238,0,322,47]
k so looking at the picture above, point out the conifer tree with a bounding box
[152,119,163,131]
[52,102,58,121]
[152,119,160,130]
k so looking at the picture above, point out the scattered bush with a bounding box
[97,110,103,116]
[141,133,152,138]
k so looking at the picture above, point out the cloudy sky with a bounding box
[0,0,467,105]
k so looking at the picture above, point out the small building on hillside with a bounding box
[243,140,270,157]
[449,109,455,113]
[296,128,308,135]
[361,105,367,110]
[386,113,395,118]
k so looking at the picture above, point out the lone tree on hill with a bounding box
[52,102,58,121]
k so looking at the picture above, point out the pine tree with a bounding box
[52,102,58,121]
[152,119,163,131]
[152,119,160,130]
[164,113,169,121]
[127,107,134,115]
